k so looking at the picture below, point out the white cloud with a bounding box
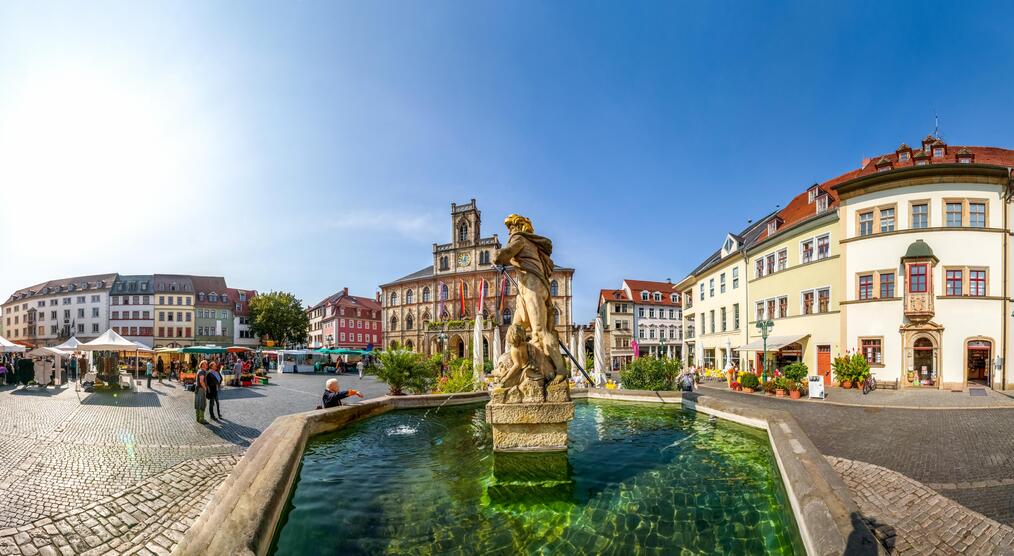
[322,211,441,241]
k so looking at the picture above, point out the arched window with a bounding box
[422,287,431,302]
[641,291,649,301]
[405,339,414,351]
[389,315,398,330]
[440,309,450,319]
[389,292,398,306]
[406,314,414,330]
[458,222,469,242]
[550,280,559,296]
[440,284,449,300]
[405,289,414,304]
[553,307,561,325]
[502,308,512,324]
[462,283,469,298]
[653,293,661,302]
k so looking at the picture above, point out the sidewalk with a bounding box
[698,380,1014,409]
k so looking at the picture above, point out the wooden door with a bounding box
[817,345,831,386]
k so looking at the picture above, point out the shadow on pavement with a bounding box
[207,419,262,447]
[81,390,163,407]
[9,385,69,396]
[219,388,266,400]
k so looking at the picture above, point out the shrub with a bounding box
[851,353,871,384]
[782,362,808,383]
[761,379,777,394]
[374,350,439,396]
[773,377,791,391]
[435,356,477,394]
[831,355,852,383]
[739,373,760,390]
[619,357,682,391]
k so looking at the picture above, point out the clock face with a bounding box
[457,253,470,267]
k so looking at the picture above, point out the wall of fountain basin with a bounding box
[173,390,883,556]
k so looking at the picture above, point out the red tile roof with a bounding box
[623,280,682,307]
[754,185,840,243]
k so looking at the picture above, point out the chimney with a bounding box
[343,287,349,297]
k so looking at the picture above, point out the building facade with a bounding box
[598,288,634,372]
[229,288,259,347]
[192,276,233,346]
[153,274,195,348]
[109,275,156,347]
[380,199,575,362]
[307,287,381,349]
[2,273,116,346]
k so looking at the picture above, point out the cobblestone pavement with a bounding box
[0,373,389,553]
[829,456,1014,555]
[697,386,1014,527]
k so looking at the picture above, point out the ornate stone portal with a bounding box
[485,214,574,452]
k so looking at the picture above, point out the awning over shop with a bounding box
[737,334,810,352]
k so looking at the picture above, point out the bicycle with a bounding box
[862,374,877,395]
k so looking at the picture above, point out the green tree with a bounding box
[248,291,310,347]
[619,357,682,391]
[374,349,439,396]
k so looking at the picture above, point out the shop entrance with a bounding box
[966,339,992,385]
[817,345,831,386]
[912,337,935,386]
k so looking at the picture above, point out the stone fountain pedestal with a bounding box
[486,379,574,452]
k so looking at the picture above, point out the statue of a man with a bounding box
[495,214,565,375]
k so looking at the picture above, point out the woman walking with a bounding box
[195,360,209,424]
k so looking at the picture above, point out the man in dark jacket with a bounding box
[322,378,363,408]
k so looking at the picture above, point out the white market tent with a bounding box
[132,341,154,354]
[53,337,83,352]
[26,347,72,386]
[0,335,26,353]
[79,329,145,388]
[275,349,325,373]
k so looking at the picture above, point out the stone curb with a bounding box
[698,383,1014,410]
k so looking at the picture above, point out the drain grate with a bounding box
[969,388,987,397]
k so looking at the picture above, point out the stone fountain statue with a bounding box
[486,214,574,452]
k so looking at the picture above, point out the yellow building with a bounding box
[153,274,195,348]
[741,184,841,384]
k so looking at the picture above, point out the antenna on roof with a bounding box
[934,111,941,139]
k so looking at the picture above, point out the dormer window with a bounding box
[956,148,974,164]
[653,292,661,302]
[898,151,909,162]
[896,143,912,163]
[767,220,778,235]
[816,194,829,214]
[640,291,649,301]
[209,293,218,303]
[807,184,819,203]
[670,294,678,303]
[931,140,946,158]
[875,156,893,172]
[724,238,734,252]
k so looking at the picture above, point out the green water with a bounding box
[271,401,804,555]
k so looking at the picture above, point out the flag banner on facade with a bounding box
[476,279,486,313]
[630,339,639,359]
[439,281,446,318]
[459,280,466,317]
[499,274,509,309]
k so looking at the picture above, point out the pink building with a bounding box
[307,287,382,349]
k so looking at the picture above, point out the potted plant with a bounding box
[851,353,870,389]
[739,373,760,393]
[761,379,776,395]
[788,381,802,399]
[774,377,788,397]
[730,380,741,392]
[832,354,852,389]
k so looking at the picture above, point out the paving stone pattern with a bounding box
[0,373,390,554]
[829,456,1014,555]
[698,386,1014,527]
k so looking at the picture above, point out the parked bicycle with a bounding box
[862,374,877,395]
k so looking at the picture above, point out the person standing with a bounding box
[206,362,222,421]
[195,361,209,424]
[145,359,153,389]
[233,357,243,387]
[156,357,164,384]
[357,360,364,379]
[69,355,78,382]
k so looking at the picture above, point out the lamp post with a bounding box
[756,319,774,383]
[658,335,666,360]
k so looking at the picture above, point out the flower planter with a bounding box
[789,390,801,400]
[259,378,269,385]
[840,380,852,389]
[241,380,253,387]
[775,389,786,397]
[742,387,755,393]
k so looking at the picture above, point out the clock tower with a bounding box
[433,199,500,275]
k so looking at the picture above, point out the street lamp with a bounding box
[756,319,774,383]
[658,334,666,359]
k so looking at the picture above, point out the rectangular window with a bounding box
[777,296,787,318]
[946,270,963,296]
[970,270,986,296]
[709,310,715,334]
[859,212,873,236]
[765,254,775,275]
[816,235,830,260]
[732,267,739,289]
[699,283,704,301]
[733,304,740,329]
[801,239,814,263]
[911,203,928,229]
[909,264,928,293]
[755,258,764,278]
[777,249,787,271]
[766,299,776,320]
[709,278,714,297]
[946,202,963,227]
[756,302,765,321]
[802,292,814,315]
[880,207,895,232]
[861,338,883,365]
[817,288,830,313]
[880,272,895,298]
[721,308,727,332]
[859,274,874,300]
[969,203,986,228]
[720,273,726,293]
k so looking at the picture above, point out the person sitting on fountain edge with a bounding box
[321,378,363,409]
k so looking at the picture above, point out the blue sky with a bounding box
[2,2,1014,321]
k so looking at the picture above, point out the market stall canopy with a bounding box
[154,347,181,353]
[78,329,139,352]
[53,337,83,351]
[181,345,228,354]
[132,341,154,353]
[737,334,810,352]
[227,346,254,353]
[0,335,26,353]
[27,346,72,358]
